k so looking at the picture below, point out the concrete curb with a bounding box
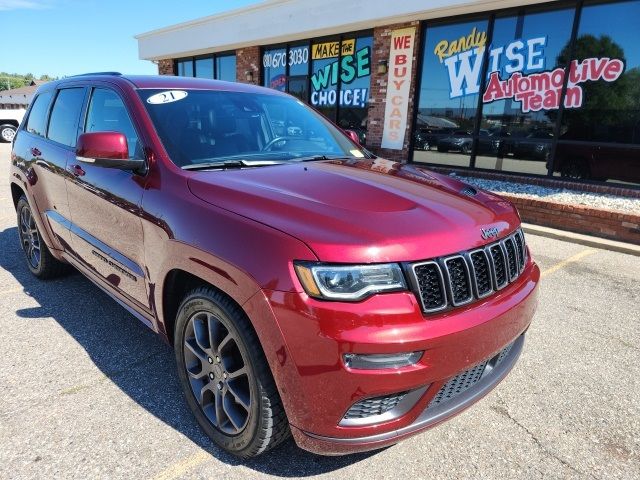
[522,223,640,257]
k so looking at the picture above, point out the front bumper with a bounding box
[245,260,539,455]
[292,334,524,454]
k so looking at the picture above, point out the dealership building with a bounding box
[136,0,640,190]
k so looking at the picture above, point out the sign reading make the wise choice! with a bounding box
[382,27,416,150]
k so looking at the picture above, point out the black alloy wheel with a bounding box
[16,196,69,279]
[18,202,41,270]
[174,287,290,457]
[183,310,252,435]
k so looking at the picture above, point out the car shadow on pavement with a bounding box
[0,226,378,476]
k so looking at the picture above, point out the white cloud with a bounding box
[0,0,53,10]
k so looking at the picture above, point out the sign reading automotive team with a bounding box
[436,27,625,112]
[310,39,371,108]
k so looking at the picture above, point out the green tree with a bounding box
[554,34,640,141]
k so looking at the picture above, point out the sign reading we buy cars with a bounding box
[382,28,416,150]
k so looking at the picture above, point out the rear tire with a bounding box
[0,124,16,143]
[16,196,69,279]
[174,286,290,458]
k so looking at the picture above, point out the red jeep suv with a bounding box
[9,74,539,458]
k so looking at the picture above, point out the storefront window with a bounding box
[176,59,194,77]
[414,19,489,167]
[260,35,371,144]
[476,7,575,175]
[310,38,342,121]
[336,36,372,145]
[309,36,372,142]
[263,47,287,91]
[287,44,310,101]
[175,54,236,82]
[552,0,640,185]
[216,55,236,82]
[195,57,214,79]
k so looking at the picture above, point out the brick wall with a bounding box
[157,59,174,75]
[367,21,421,162]
[236,47,261,86]
[500,194,640,245]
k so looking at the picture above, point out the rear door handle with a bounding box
[68,164,86,177]
[30,147,41,157]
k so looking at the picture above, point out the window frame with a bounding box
[23,90,55,138]
[45,87,88,150]
[81,86,144,161]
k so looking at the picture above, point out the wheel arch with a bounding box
[10,181,25,210]
[161,268,211,344]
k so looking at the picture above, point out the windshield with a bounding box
[138,89,369,168]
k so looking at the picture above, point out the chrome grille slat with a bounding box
[411,261,447,313]
[488,243,508,290]
[467,250,493,298]
[502,237,518,281]
[410,229,527,314]
[442,255,473,306]
[514,230,526,272]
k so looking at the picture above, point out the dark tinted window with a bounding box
[47,88,85,147]
[85,88,141,158]
[559,0,640,144]
[26,91,54,137]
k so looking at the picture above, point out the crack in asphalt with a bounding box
[583,328,640,352]
[492,394,600,480]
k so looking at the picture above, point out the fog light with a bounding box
[343,351,423,370]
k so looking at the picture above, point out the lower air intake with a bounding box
[343,391,408,420]
[427,340,514,409]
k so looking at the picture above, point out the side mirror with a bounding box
[344,129,361,145]
[76,132,145,171]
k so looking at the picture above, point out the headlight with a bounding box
[294,262,407,301]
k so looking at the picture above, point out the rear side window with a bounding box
[26,91,54,137]
[85,88,142,158]
[47,88,85,147]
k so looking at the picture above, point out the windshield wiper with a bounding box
[182,159,285,171]
[293,155,354,162]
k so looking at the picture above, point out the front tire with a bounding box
[561,157,590,180]
[174,287,290,458]
[16,196,69,279]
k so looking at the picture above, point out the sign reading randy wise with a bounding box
[381,28,416,150]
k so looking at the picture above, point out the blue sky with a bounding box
[1,0,261,78]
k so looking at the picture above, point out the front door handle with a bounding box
[30,147,41,157]
[68,164,86,177]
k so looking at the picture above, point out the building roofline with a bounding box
[134,0,283,40]
[135,0,552,61]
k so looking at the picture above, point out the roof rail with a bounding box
[71,72,122,77]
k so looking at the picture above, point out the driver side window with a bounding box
[85,88,142,158]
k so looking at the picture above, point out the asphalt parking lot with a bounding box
[0,142,638,479]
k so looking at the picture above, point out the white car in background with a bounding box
[0,109,26,143]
